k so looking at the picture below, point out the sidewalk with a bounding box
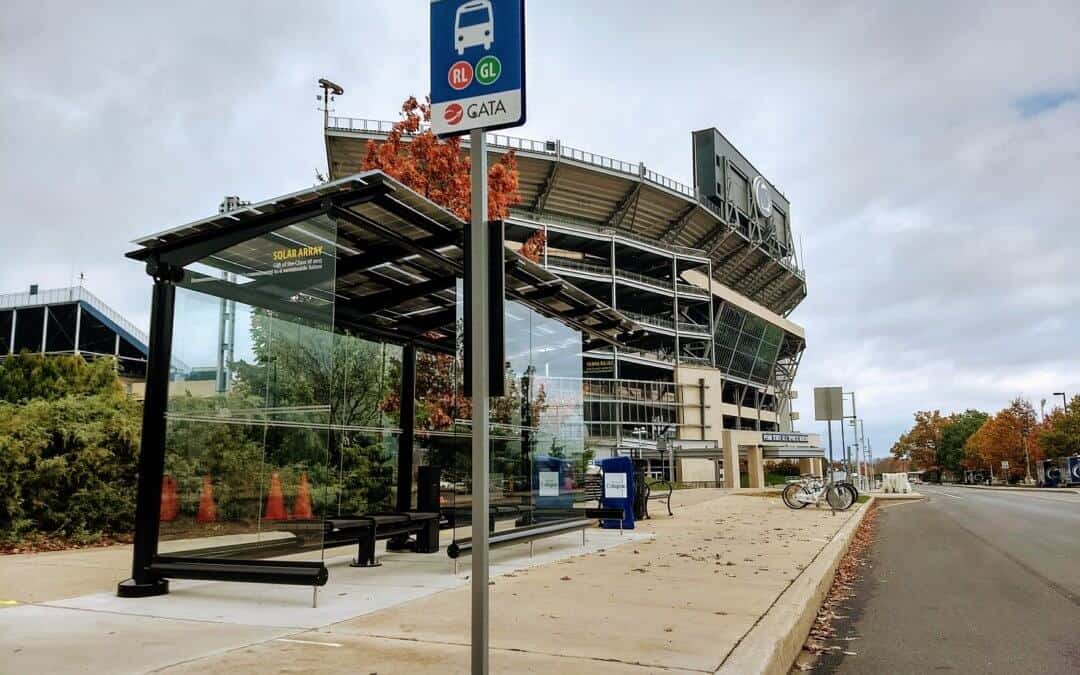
[1,489,866,674]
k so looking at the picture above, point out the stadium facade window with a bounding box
[13,306,44,353]
[0,309,12,354]
[45,302,78,353]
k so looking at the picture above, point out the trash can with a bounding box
[599,456,635,530]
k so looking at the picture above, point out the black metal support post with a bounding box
[118,264,180,598]
[387,343,417,551]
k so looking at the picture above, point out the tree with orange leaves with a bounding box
[890,410,948,470]
[963,397,1042,482]
[360,96,522,223]
[367,96,524,431]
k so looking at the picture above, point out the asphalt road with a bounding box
[815,485,1080,674]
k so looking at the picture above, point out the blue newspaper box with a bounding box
[1039,459,1062,487]
[533,455,573,512]
[599,456,635,530]
[1068,456,1080,486]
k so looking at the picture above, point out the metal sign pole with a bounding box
[826,419,834,481]
[469,128,490,675]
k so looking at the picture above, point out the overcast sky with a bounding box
[2,1,1078,457]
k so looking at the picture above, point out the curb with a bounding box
[715,497,876,675]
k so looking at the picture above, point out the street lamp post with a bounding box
[1021,427,1033,485]
[1053,392,1068,413]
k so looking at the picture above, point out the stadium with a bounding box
[324,116,824,486]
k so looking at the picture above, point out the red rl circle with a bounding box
[444,104,464,125]
[448,61,473,91]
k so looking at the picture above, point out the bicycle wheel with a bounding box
[826,483,854,510]
[840,480,859,501]
[782,483,810,509]
[840,482,859,506]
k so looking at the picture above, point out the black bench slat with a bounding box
[584,507,625,521]
[150,555,328,586]
[447,518,591,559]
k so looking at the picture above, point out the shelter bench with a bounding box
[149,555,328,586]
[584,506,627,532]
[446,518,592,573]
[443,503,536,532]
[283,512,440,568]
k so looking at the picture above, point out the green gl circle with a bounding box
[475,56,502,86]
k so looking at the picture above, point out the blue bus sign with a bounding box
[430,0,525,137]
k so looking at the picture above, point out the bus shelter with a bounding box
[117,171,633,598]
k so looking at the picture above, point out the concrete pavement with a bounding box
[814,484,1080,674]
[1,489,867,674]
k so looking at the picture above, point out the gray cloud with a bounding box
[2,0,1077,456]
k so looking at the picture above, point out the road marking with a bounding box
[0,600,18,606]
[936,491,964,499]
[274,638,343,648]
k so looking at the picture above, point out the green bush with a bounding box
[0,390,141,539]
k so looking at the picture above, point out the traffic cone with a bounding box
[195,475,217,523]
[264,472,287,521]
[159,475,178,522]
[291,473,313,520]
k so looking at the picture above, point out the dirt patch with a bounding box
[790,502,879,672]
[1,532,133,556]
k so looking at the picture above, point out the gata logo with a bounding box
[464,98,507,119]
[444,104,464,126]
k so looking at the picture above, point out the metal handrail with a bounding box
[622,310,675,331]
[614,268,673,292]
[677,320,712,336]
[676,282,710,297]
[512,210,708,259]
[545,255,610,276]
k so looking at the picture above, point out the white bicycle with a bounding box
[782,475,856,511]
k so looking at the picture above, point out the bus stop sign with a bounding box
[431,0,525,137]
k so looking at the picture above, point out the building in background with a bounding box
[0,285,150,389]
[323,116,824,486]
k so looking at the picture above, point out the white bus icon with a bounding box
[455,0,494,55]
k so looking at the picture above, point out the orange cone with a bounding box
[196,475,217,523]
[160,475,179,522]
[264,472,287,521]
[291,473,313,520]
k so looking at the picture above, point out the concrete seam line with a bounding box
[715,497,875,675]
[356,633,712,673]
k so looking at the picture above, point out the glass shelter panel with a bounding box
[159,215,338,566]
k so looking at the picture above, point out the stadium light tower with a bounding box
[317,78,344,129]
[1053,392,1068,412]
